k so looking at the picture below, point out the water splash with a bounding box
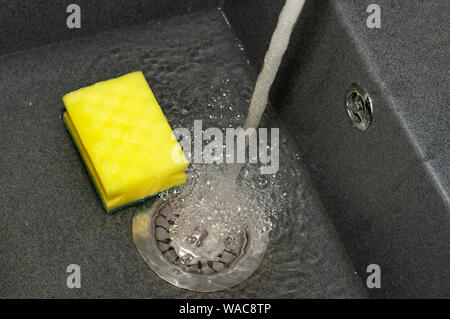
[163,0,306,252]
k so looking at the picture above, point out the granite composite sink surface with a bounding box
[0,0,448,298]
[224,0,450,297]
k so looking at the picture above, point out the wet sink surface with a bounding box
[0,8,365,298]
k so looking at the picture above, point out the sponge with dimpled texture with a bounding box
[63,71,188,213]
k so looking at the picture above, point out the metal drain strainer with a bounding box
[132,192,269,292]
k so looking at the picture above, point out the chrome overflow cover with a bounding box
[345,83,373,131]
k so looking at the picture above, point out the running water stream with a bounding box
[169,0,306,244]
[229,0,306,179]
[244,0,306,131]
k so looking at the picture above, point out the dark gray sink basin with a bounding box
[1,0,448,298]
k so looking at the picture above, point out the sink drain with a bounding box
[132,191,269,292]
[155,199,248,275]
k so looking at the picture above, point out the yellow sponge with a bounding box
[63,71,188,213]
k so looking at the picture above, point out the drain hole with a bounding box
[154,202,248,275]
[132,188,270,292]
